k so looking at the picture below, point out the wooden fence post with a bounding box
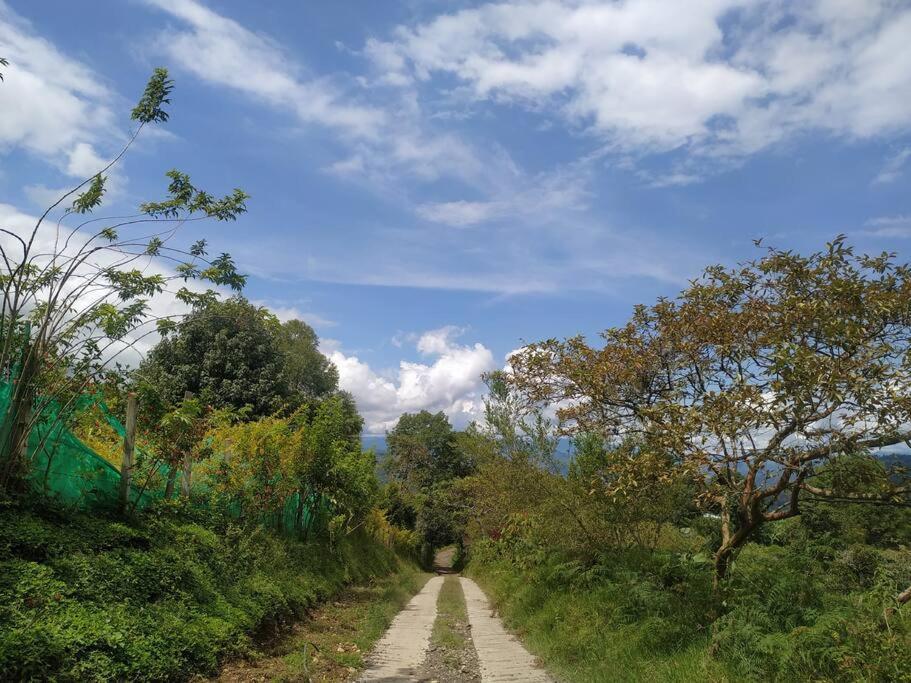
[119,392,138,514]
[180,390,194,498]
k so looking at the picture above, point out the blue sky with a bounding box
[1,0,910,432]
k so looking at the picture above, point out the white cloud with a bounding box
[862,214,911,238]
[23,142,127,210]
[142,0,514,197]
[250,301,336,329]
[0,4,116,182]
[415,200,505,227]
[143,0,384,140]
[0,202,227,366]
[370,0,911,158]
[873,148,911,185]
[329,326,496,433]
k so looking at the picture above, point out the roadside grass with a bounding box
[430,576,471,666]
[468,559,730,683]
[266,564,431,682]
[0,499,420,682]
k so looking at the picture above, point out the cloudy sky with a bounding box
[1,0,910,432]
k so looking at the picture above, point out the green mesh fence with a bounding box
[0,381,169,510]
[0,380,323,533]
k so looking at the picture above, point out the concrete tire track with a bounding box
[359,572,553,682]
[358,575,444,682]
[460,577,553,682]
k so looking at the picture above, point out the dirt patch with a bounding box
[434,546,457,573]
[212,567,429,683]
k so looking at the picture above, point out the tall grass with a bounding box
[468,530,911,683]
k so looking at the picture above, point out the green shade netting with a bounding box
[0,380,324,531]
[0,380,169,509]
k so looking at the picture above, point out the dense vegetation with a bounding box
[2,58,910,683]
[371,241,911,681]
[441,241,911,681]
[0,500,415,681]
[0,67,420,682]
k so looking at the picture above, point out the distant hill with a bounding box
[359,437,909,477]
[361,435,388,456]
[360,435,574,471]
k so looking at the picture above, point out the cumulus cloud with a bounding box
[0,4,116,188]
[328,326,496,433]
[369,0,911,157]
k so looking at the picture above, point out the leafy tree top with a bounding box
[507,237,911,582]
[386,410,474,491]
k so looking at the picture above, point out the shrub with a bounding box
[0,502,413,681]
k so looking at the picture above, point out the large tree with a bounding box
[385,410,476,548]
[138,297,288,418]
[508,238,911,585]
[277,319,338,399]
[386,410,472,492]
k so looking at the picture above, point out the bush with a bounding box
[0,501,413,681]
[469,528,911,682]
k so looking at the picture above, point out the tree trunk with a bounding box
[295,492,305,530]
[713,499,759,589]
[2,322,34,491]
[164,467,178,499]
[119,393,137,514]
[713,544,734,590]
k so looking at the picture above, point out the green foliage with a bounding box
[0,502,413,681]
[467,540,725,682]
[0,66,248,492]
[201,392,376,538]
[131,67,173,124]
[72,174,106,213]
[138,297,289,418]
[507,239,911,581]
[385,411,475,550]
[387,411,473,490]
[139,298,341,420]
[465,492,911,683]
[140,169,249,224]
[278,319,339,399]
[711,540,911,681]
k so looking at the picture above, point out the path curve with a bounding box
[358,575,444,682]
[460,577,553,682]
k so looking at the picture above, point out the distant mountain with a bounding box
[361,435,388,456]
[359,438,909,480]
[878,451,911,468]
[361,435,574,470]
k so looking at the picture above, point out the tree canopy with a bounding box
[386,410,473,491]
[508,238,911,582]
[139,297,288,418]
[278,319,339,399]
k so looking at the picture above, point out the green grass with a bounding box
[0,499,417,682]
[279,564,431,681]
[431,575,471,663]
[468,556,729,683]
[467,536,911,683]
